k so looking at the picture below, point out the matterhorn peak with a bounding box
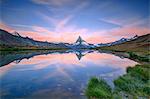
[76,36,85,44]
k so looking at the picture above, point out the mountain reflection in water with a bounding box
[0,50,138,99]
[0,50,95,67]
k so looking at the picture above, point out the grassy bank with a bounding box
[85,64,150,99]
[94,45,149,62]
[85,77,112,99]
[99,46,149,57]
[128,52,149,62]
[114,64,150,98]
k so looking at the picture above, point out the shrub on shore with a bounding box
[86,64,150,98]
[128,52,149,62]
[85,77,112,99]
[114,64,150,97]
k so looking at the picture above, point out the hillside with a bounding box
[97,34,150,56]
[0,29,69,50]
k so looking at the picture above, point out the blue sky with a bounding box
[0,0,149,43]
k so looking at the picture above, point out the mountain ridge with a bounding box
[0,29,149,51]
[0,29,69,50]
[97,33,150,56]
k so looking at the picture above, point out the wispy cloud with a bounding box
[97,16,150,38]
[98,18,122,27]
[1,0,149,43]
[31,0,74,6]
[99,15,147,27]
[10,23,88,43]
[10,24,33,28]
[32,0,89,42]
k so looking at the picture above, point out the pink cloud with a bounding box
[109,26,150,38]
[32,26,54,35]
[94,17,150,43]
[0,22,14,33]
[1,14,149,44]
[86,35,117,43]
[18,30,56,42]
[1,25,149,44]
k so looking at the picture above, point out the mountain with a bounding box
[0,29,95,50]
[97,34,150,55]
[95,36,138,47]
[0,29,69,50]
[1,28,147,52]
[69,36,94,49]
[74,36,89,46]
[74,50,94,60]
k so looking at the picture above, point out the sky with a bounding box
[0,0,150,43]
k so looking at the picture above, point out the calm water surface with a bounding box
[0,50,138,99]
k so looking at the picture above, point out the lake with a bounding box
[0,50,138,99]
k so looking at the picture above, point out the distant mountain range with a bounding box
[0,29,68,49]
[98,33,150,56]
[0,29,94,49]
[94,35,138,47]
[0,29,148,50]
